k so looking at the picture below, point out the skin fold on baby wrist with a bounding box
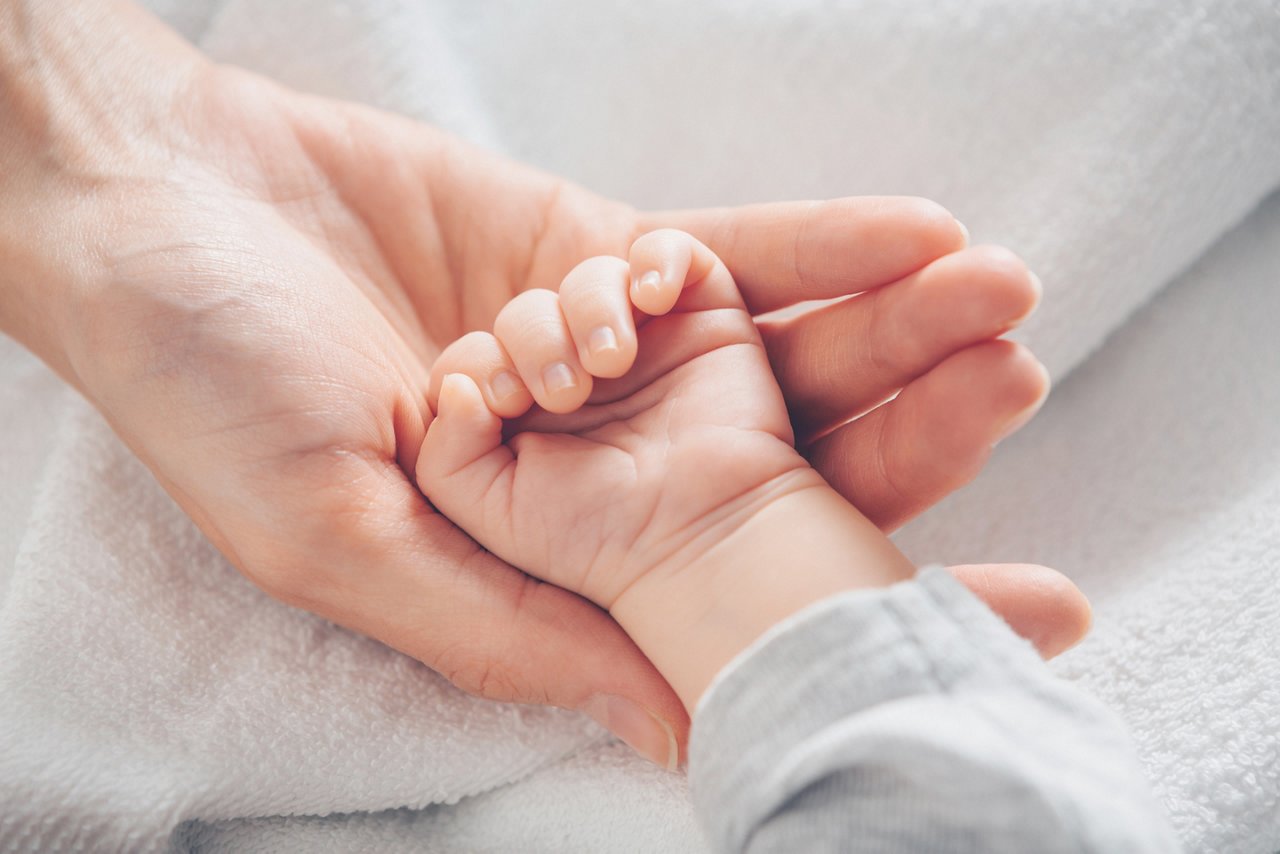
[611,478,915,711]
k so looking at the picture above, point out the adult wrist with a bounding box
[0,0,206,380]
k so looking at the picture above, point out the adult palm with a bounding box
[3,34,1078,765]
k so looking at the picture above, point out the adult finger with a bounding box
[266,463,689,771]
[642,196,967,314]
[761,245,1041,441]
[947,563,1092,659]
[806,340,1049,532]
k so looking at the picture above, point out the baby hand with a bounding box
[416,229,819,608]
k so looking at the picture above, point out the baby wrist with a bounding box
[612,480,915,710]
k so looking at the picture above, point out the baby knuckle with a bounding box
[560,256,627,300]
[494,289,558,333]
[440,331,500,367]
[632,227,687,250]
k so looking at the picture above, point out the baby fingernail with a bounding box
[543,361,578,393]
[632,270,662,302]
[580,694,679,772]
[588,325,619,357]
[1028,271,1044,300]
[956,219,970,245]
[490,370,522,401]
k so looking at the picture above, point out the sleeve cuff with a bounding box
[689,567,1046,851]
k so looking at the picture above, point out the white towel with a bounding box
[899,191,1280,854]
[189,0,1280,379]
[2,1,1278,850]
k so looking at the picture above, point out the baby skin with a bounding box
[417,229,930,724]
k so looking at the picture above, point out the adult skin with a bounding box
[0,1,1087,767]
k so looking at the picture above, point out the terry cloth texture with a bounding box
[1,1,1277,850]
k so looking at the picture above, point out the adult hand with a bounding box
[0,2,1086,767]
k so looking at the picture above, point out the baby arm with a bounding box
[416,230,1175,852]
[416,229,914,710]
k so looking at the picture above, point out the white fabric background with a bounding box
[2,1,1278,851]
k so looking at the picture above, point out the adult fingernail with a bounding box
[631,271,662,303]
[994,366,1051,445]
[580,694,678,771]
[490,370,522,401]
[588,325,619,357]
[1007,271,1044,325]
[543,361,578,394]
